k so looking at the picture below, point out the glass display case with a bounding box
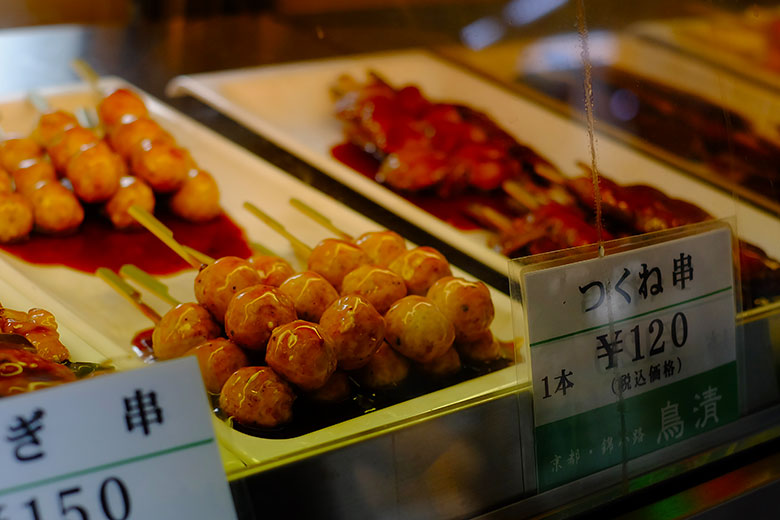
[0,1,778,518]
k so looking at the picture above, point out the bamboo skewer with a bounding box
[96,268,161,324]
[289,198,353,240]
[119,264,181,307]
[128,205,209,269]
[243,201,313,259]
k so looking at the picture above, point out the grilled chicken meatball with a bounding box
[34,110,79,147]
[427,276,494,342]
[48,127,99,172]
[319,295,385,370]
[219,366,296,428]
[266,320,337,391]
[224,284,297,352]
[98,88,149,131]
[340,264,407,315]
[104,176,155,229]
[354,230,407,268]
[194,256,262,323]
[12,161,57,197]
[307,238,371,290]
[151,302,222,360]
[131,141,191,193]
[306,370,352,404]
[1,138,43,172]
[169,169,221,222]
[0,192,34,243]
[384,295,455,363]
[388,246,452,295]
[278,271,339,323]
[417,347,461,378]
[186,337,249,394]
[108,116,174,161]
[248,254,294,287]
[28,180,84,234]
[354,340,410,390]
[65,142,124,203]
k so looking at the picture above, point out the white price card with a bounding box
[510,223,739,491]
[0,357,237,520]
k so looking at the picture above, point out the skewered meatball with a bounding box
[108,116,174,161]
[340,264,407,314]
[48,127,99,172]
[278,271,339,322]
[28,180,84,234]
[98,88,149,131]
[266,320,337,391]
[1,138,43,172]
[0,168,11,193]
[194,256,262,323]
[319,295,385,370]
[219,366,295,428]
[417,347,461,378]
[104,176,156,229]
[0,192,34,243]
[65,142,124,203]
[388,246,452,295]
[307,371,352,403]
[224,284,297,351]
[426,276,494,342]
[354,340,409,390]
[248,254,294,287]
[169,169,221,222]
[12,161,57,197]
[455,329,508,364]
[186,338,249,394]
[151,302,222,360]
[354,230,407,268]
[384,295,455,363]
[307,238,371,290]
[34,110,78,147]
[131,141,191,193]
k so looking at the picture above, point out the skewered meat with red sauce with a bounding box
[33,110,78,147]
[0,348,76,397]
[340,264,407,314]
[219,366,295,428]
[248,254,295,287]
[417,347,461,378]
[169,169,221,222]
[186,338,249,394]
[0,192,34,243]
[65,141,124,203]
[104,176,156,229]
[130,141,192,193]
[354,340,409,390]
[332,72,561,196]
[278,271,339,322]
[427,276,494,342]
[48,127,100,172]
[224,284,297,352]
[0,307,70,362]
[0,138,43,173]
[307,370,352,403]
[354,230,407,268]
[319,295,385,370]
[265,320,337,391]
[307,238,371,290]
[384,295,455,363]
[455,329,509,364]
[388,246,452,296]
[98,88,149,131]
[28,180,84,234]
[194,256,262,323]
[12,161,57,197]
[108,116,175,161]
[151,302,221,360]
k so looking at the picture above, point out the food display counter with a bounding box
[1,1,779,519]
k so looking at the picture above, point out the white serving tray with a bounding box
[0,79,527,468]
[166,49,780,271]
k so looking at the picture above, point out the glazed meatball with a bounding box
[248,254,294,287]
[354,230,407,268]
[278,271,339,323]
[384,295,455,363]
[307,238,371,290]
[34,110,79,147]
[455,329,509,364]
[219,366,295,428]
[417,347,461,378]
[194,256,262,323]
[151,302,222,360]
[225,284,297,351]
[340,264,407,314]
[427,276,494,342]
[307,371,352,404]
[65,142,124,203]
[109,116,174,161]
[131,141,191,193]
[48,127,100,172]
[266,320,337,391]
[12,161,57,197]
[186,338,249,394]
[354,341,409,390]
[0,193,34,243]
[169,169,221,222]
[319,295,385,370]
[28,180,84,234]
[104,176,156,229]
[388,246,452,295]
[0,168,12,193]
[98,88,149,131]
[1,138,43,172]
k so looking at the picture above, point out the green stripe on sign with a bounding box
[535,362,738,491]
[0,437,215,497]
[530,287,732,347]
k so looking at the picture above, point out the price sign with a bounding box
[0,357,237,519]
[511,224,738,491]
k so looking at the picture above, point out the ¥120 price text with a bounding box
[1,477,130,520]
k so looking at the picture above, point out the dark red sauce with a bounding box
[131,328,155,362]
[0,207,253,275]
[331,142,515,231]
